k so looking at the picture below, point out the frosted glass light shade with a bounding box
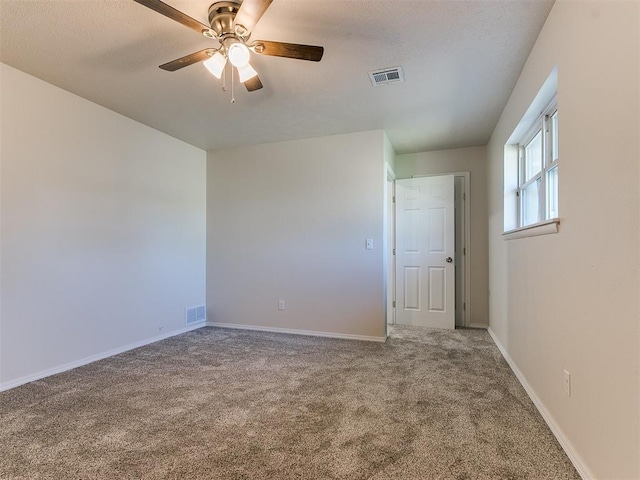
[203,52,226,79]
[228,43,250,67]
[237,63,258,83]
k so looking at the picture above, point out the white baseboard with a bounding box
[205,322,387,343]
[487,327,593,480]
[0,323,206,392]
[467,323,489,329]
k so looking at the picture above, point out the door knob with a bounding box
[446,257,453,263]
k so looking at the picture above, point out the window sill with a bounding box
[503,218,560,240]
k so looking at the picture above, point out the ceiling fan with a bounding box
[133,0,324,95]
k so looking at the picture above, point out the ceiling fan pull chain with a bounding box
[231,67,236,104]
[222,63,227,92]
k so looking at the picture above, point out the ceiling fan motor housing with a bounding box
[208,1,242,38]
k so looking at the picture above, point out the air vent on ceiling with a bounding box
[369,66,405,87]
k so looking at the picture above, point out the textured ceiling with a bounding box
[0,0,554,154]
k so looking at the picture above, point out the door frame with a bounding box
[400,172,470,328]
[384,163,396,335]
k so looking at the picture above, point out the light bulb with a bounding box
[237,63,258,83]
[228,43,250,67]
[203,52,226,79]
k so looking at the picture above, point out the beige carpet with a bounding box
[0,326,579,479]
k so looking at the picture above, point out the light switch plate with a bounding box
[563,370,571,397]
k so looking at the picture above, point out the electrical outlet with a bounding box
[278,300,285,310]
[563,370,571,397]
[366,238,374,250]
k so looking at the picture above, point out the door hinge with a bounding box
[393,248,396,255]
[392,300,396,308]
[463,302,466,311]
[463,247,466,255]
[392,195,396,203]
[463,193,466,201]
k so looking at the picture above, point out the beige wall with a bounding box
[207,131,387,340]
[395,146,489,326]
[487,2,639,478]
[0,64,207,388]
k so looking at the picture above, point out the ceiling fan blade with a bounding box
[233,0,273,36]
[134,0,213,36]
[244,75,264,92]
[159,49,215,71]
[252,41,324,62]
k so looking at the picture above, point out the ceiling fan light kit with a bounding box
[227,42,251,67]
[237,63,258,83]
[203,51,226,79]
[133,0,325,102]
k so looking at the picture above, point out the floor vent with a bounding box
[186,305,206,326]
[369,66,405,87]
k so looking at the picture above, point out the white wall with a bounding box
[0,63,207,389]
[207,130,387,340]
[487,2,639,479]
[395,146,489,326]
[383,132,396,173]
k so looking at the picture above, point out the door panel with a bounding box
[428,266,445,311]
[403,266,420,310]
[396,175,455,329]
[428,207,445,252]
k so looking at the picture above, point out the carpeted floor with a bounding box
[0,326,580,479]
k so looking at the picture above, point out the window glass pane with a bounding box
[551,111,558,162]
[524,130,542,181]
[547,165,558,218]
[522,179,540,226]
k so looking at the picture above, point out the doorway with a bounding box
[387,172,470,329]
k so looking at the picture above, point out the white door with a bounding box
[396,175,455,329]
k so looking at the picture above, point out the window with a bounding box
[517,99,558,227]
[503,68,558,238]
